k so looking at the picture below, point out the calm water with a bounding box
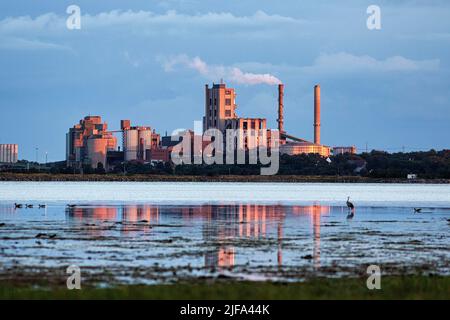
[0,182,449,284]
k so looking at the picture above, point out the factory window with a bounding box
[243,122,248,130]
[225,90,231,95]
[225,98,231,106]
[251,121,256,129]
[225,110,231,117]
[209,98,212,106]
[214,98,217,105]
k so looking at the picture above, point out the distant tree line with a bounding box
[2,150,449,179]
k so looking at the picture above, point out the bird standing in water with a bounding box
[346,196,355,212]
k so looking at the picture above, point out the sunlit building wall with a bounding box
[280,141,331,157]
[121,120,153,162]
[332,146,357,155]
[204,83,270,150]
[0,144,18,163]
[66,116,117,168]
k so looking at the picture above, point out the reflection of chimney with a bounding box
[314,85,321,145]
[278,84,284,133]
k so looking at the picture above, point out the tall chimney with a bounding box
[314,84,321,145]
[278,84,284,133]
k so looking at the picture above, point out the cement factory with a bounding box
[64,83,356,170]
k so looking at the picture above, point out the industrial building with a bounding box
[332,146,357,155]
[66,117,166,169]
[66,116,117,169]
[203,83,270,150]
[65,81,355,169]
[121,120,161,162]
[203,82,333,157]
[0,144,18,163]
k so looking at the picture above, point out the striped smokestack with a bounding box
[314,84,321,145]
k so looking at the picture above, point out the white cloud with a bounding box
[306,52,440,73]
[0,36,71,51]
[234,52,440,76]
[0,13,63,34]
[159,54,282,85]
[0,10,304,35]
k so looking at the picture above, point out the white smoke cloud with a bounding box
[160,54,282,85]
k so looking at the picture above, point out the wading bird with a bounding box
[346,196,355,212]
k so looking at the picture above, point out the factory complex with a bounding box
[65,83,356,170]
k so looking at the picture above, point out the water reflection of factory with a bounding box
[66,204,329,269]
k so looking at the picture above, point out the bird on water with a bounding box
[346,196,355,212]
[413,208,422,213]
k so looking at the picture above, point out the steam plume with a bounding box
[161,54,281,85]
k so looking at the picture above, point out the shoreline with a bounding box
[0,173,449,184]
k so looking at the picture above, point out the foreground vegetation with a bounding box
[1,276,448,300]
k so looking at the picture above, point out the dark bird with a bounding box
[35,233,57,239]
[346,196,355,212]
[67,204,77,208]
[413,208,422,213]
[38,204,46,209]
[14,203,23,209]
[26,204,34,208]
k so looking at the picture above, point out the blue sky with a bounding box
[0,0,449,162]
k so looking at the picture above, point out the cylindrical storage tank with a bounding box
[0,144,18,163]
[123,129,138,161]
[14,145,18,163]
[138,129,152,160]
[87,138,108,169]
